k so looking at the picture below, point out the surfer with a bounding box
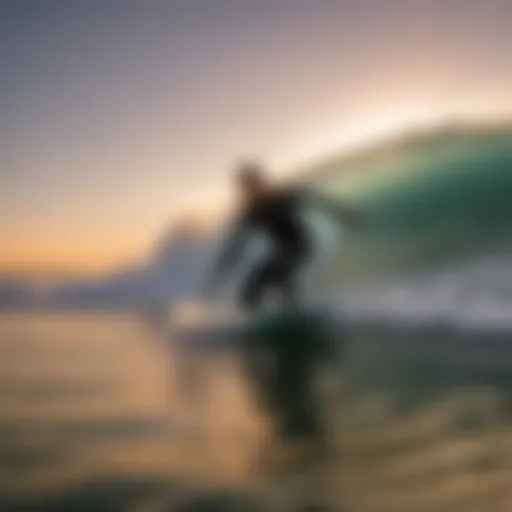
[203,160,363,462]
[204,160,362,310]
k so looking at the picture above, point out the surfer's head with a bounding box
[234,159,268,200]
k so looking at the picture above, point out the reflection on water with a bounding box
[0,313,512,511]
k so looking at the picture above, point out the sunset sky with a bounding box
[2,0,512,273]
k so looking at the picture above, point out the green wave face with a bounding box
[310,126,512,280]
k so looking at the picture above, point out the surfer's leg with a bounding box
[239,263,265,311]
[239,257,279,311]
[281,269,300,309]
[276,252,305,310]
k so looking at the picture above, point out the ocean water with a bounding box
[1,312,512,511]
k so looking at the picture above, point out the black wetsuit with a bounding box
[215,187,311,310]
[213,186,347,442]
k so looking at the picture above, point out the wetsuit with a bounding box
[212,186,351,443]
[215,187,312,310]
